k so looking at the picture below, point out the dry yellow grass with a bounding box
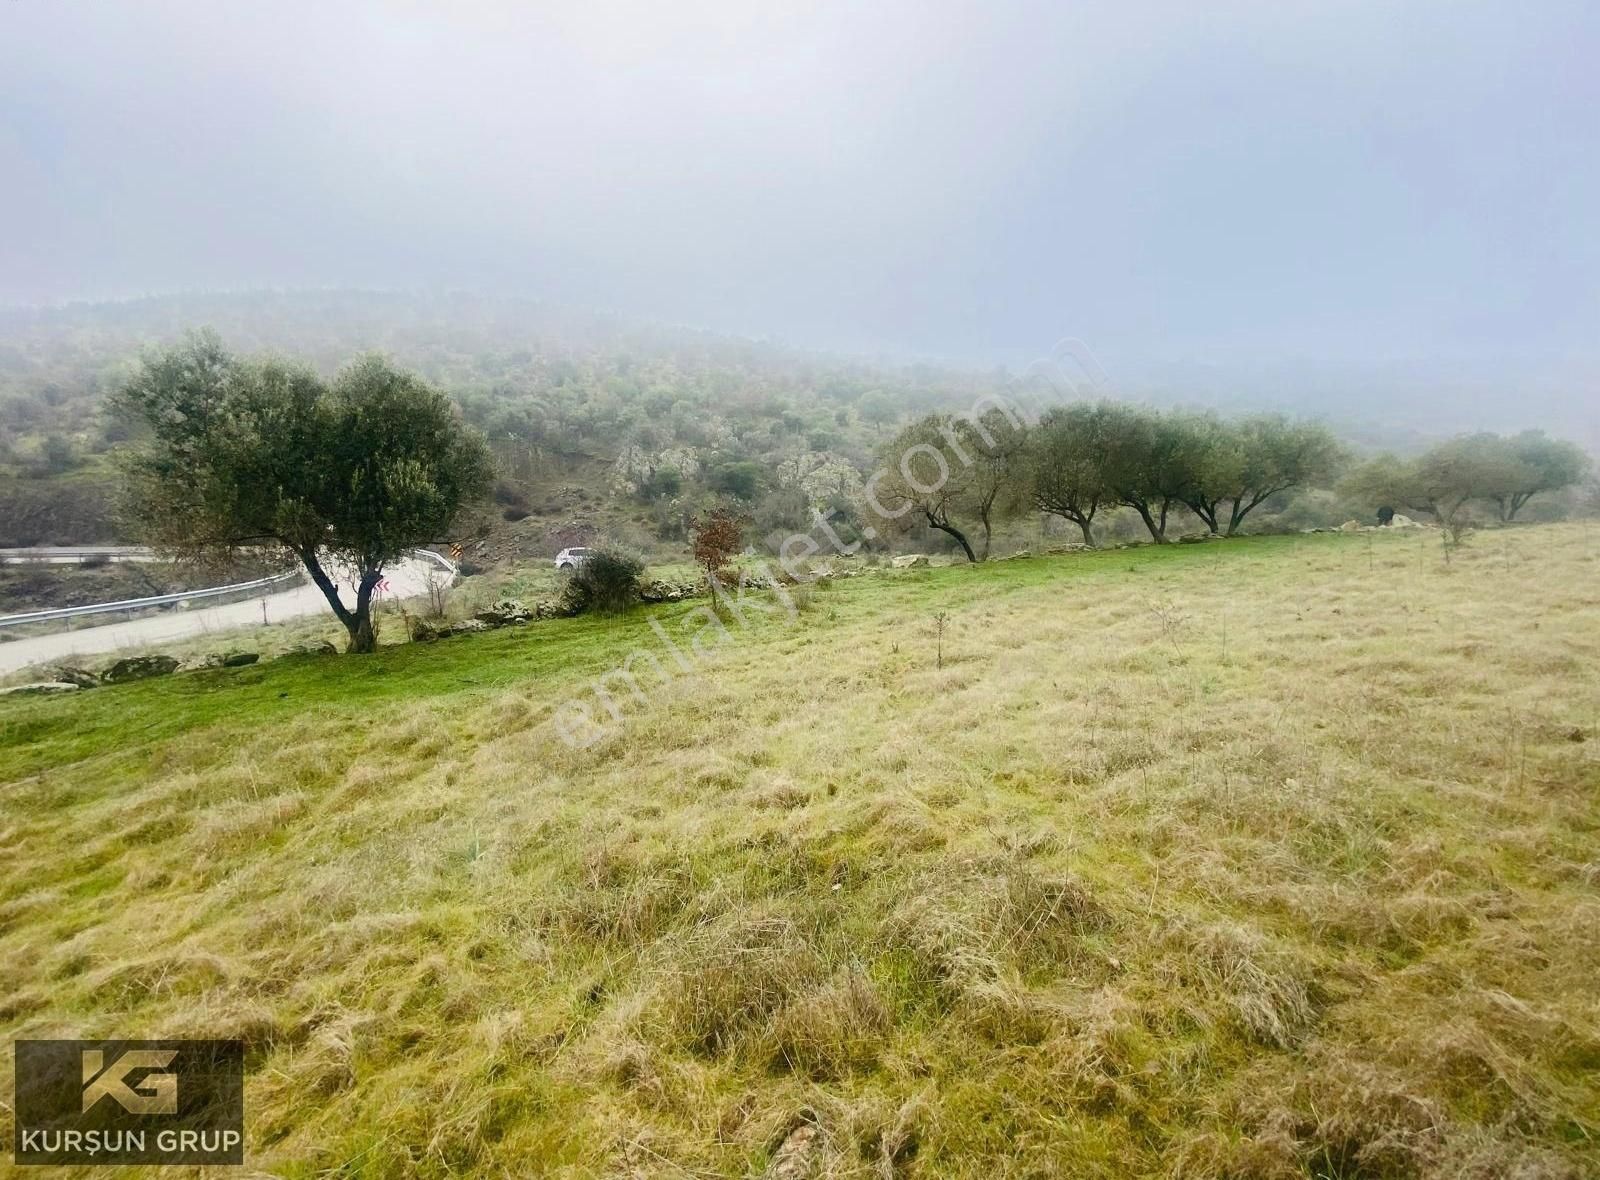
[2,524,1598,1177]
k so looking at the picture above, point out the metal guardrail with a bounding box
[0,571,303,629]
[0,549,458,630]
[0,547,158,565]
[409,548,460,576]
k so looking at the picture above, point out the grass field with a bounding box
[3,525,1598,1178]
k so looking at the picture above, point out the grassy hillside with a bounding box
[2,526,1598,1177]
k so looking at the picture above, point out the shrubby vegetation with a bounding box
[558,544,646,616]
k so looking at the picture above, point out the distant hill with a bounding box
[0,290,1013,550]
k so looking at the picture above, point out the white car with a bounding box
[554,546,593,571]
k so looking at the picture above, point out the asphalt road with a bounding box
[0,556,445,675]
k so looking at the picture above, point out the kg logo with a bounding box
[80,1048,178,1115]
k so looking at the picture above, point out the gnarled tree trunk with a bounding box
[296,547,383,653]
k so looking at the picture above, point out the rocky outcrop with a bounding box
[607,444,705,496]
[475,598,533,626]
[102,655,180,683]
[409,618,449,642]
[285,641,338,657]
[45,665,99,689]
[1,681,81,697]
[639,580,698,604]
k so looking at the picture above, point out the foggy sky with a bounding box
[2,1,1596,433]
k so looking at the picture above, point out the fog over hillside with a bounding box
[2,2,1597,441]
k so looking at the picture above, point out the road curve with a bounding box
[0,556,447,675]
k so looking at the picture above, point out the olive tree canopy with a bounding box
[115,332,493,652]
[1179,413,1344,535]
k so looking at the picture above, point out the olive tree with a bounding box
[1027,402,1114,546]
[1343,437,1492,533]
[115,332,493,653]
[1480,431,1590,521]
[865,407,1032,561]
[958,407,1031,559]
[1099,405,1203,544]
[1179,414,1344,535]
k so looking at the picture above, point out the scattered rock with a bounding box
[1339,519,1365,532]
[639,580,698,604]
[1178,533,1211,543]
[450,619,491,636]
[46,666,99,689]
[221,651,259,667]
[892,554,929,569]
[1,681,81,697]
[475,598,533,626]
[102,655,180,684]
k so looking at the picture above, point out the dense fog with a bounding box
[2,1,1596,438]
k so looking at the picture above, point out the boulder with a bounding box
[409,617,447,642]
[1,681,81,697]
[286,641,338,657]
[475,598,533,627]
[102,655,180,684]
[46,665,99,689]
[450,619,491,636]
[892,554,929,569]
[221,651,259,667]
[1388,513,1425,529]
